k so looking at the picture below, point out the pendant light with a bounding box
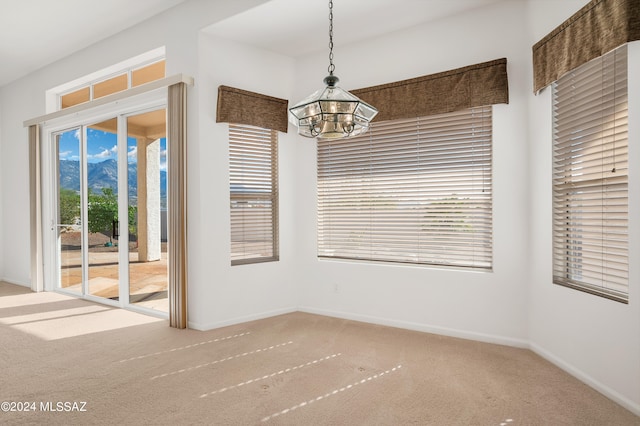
[289,0,378,140]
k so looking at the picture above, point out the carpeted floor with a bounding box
[0,281,638,425]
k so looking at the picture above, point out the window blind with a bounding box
[318,106,492,269]
[229,124,279,265]
[552,45,628,303]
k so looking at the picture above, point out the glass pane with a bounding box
[127,109,168,312]
[86,118,120,300]
[61,87,90,109]
[93,74,128,99]
[57,129,83,293]
[132,60,165,87]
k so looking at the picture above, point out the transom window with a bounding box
[58,59,165,110]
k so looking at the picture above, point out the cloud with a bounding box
[89,149,112,159]
[73,129,80,141]
[88,145,117,160]
[128,146,137,158]
[59,150,72,158]
[160,149,167,159]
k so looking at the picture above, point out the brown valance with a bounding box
[216,85,288,133]
[532,0,640,93]
[350,58,508,122]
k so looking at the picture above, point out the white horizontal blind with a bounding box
[318,107,493,269]
[552,45,628,303]
[229,124,279,265]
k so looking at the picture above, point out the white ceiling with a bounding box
[0,0,503,88]
[203,0,505,57]
[0,0,185,87]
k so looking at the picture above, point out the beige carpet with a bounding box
[0,282,638,426]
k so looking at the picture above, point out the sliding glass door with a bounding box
[127,109,168,312]
[86,118,121,300]
[52,108,168,314]
[55,128,83,295]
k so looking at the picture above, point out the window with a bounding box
[229,124,279,265]
[60,87,90,109]
[552,45,628,303]
[317,106,493,269]
[57,59,166,110]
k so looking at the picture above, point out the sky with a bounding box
[58,127,167,171]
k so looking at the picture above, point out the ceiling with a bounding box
[0,0,185,88]
[0,0,503,88]
[202,0,505,57]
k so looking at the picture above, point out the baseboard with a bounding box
[530,342,640,416]
[1,277,31,288]
[298,306,529,348]
[188,306,297,331]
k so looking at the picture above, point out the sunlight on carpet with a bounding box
[0,289,163,341]
[261,365,403,422]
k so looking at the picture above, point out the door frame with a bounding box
[41,88,168,317]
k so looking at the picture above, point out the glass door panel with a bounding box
[51,107,169,317]
[85,118,121,300]
[56,129,83,294]
[127,109,168,312]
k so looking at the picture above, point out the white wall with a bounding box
[0,100,3,280]
[292,0,531,347]
[188,33,299,330]
[0,0,269,286]
[0,81,31,285]
[526,0,640,414]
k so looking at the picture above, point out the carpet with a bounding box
[0,282,637,425]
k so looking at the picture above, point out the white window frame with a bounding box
[229,124,279,265]
[552,45,629,303]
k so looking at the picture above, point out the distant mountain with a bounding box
[59,159,80,190]
[59,159,167,200]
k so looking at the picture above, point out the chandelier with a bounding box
[288,0,378,140]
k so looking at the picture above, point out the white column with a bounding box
[136,137,161,262]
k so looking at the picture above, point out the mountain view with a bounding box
[59,159,167,204]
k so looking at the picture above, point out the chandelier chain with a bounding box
[328,0,335,75]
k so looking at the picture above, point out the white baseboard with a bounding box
[300,307,639,415]
[298,306,529,348]
[188,306,297,331]
[1,278,31,288]
[529,342,640,416]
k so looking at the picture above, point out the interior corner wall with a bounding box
[526,0,640,414]
[187,32,298,330]
[292,0,531,347]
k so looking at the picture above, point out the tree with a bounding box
[87,187,137,244]
[59,189,80,225]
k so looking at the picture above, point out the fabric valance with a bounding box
[216,86,289,133]
[532,0,640,93]
[350,58,508,122]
